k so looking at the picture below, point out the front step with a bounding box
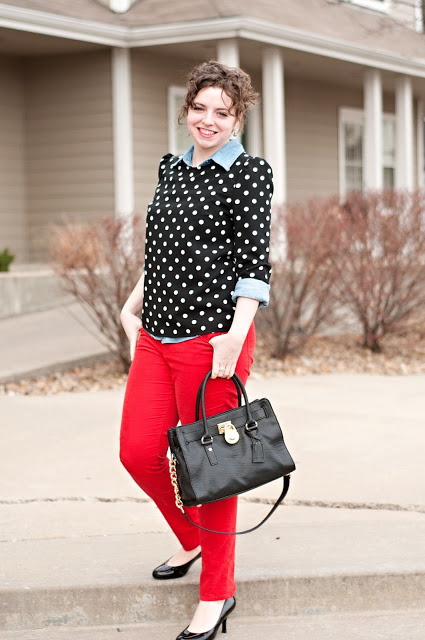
[3,572,425,631]
[2,503,425,631]
[1,611,425,640]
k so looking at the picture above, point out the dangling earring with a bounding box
[232,127,240,139]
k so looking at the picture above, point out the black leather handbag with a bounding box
[168,370,296,535]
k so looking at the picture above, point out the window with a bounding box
[339,107,396,194]
[339,108,364,193]
[383,115,396,188]
[348,0,390,12]
[168,86,190,156]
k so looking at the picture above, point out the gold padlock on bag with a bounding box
[217,420,240,444]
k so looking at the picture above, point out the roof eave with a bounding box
[1,5,425,79]
[0,2,128,47]
[129,16,425,78]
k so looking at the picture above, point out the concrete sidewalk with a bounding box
[1,305,425,635]
[1,375,425,634]
[0,304,109,383]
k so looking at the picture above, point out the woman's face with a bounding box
[186,86,238,158]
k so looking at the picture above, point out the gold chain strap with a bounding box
[169,454,185,513]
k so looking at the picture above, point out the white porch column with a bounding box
[363,69,383,190]
[216,39,239,68]
[395,76,414,191]
[111,47,134,217]
[262,46,286,205]
[246,102,262,157]
[417,99,424,189]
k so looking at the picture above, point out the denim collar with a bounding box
[170,138,245,172]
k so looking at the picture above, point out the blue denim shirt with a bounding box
[146,139,270,343]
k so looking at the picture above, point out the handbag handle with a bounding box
[194,374,242,421]
[198,371,257,444]
[173,471,291,535]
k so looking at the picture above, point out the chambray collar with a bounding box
[170,138,245,172]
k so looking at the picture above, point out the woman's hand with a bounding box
[209,332,245,379]
[120,309,142,361]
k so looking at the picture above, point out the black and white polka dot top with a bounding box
[141,151,273,338]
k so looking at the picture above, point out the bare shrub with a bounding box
[256,196,342,359]
[50,215,145,372]
[333,189,425,352]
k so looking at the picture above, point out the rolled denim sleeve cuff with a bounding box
[231,278,270,308]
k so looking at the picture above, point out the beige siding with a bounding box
[132,50,196,219]
[25,51,114,262]
[285,78,399,202]
[0,57,27,262]
[285,78,359,201]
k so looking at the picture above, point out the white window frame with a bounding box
[338,107,396,196]
[348,0,390,12]
[168,85,187,156]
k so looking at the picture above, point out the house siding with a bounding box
[1,40,423,269]
[285,77,401,202]
[131,49,195,219]
[285,78,358,201]
[25,50,114,262]
[0,57,27,262]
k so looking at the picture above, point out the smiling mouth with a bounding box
[197,128,216,137]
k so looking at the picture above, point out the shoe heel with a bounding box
[222,617,227,633]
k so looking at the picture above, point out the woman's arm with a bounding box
[209,157,273,379]
[209,296,259,379]
[120,270,144,361]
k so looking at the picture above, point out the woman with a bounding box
[119,60,273,639]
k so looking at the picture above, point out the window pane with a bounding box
[383,120,395,166]
[346,166,363,191]
[345,123,363,163]
[383,167,394,189]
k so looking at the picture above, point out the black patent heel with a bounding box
[175,596,236,639]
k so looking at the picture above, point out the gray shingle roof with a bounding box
[2,0,425,61]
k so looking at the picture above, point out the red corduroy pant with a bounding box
[119,322,256,600]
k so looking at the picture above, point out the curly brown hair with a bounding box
[178,60,258,133]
